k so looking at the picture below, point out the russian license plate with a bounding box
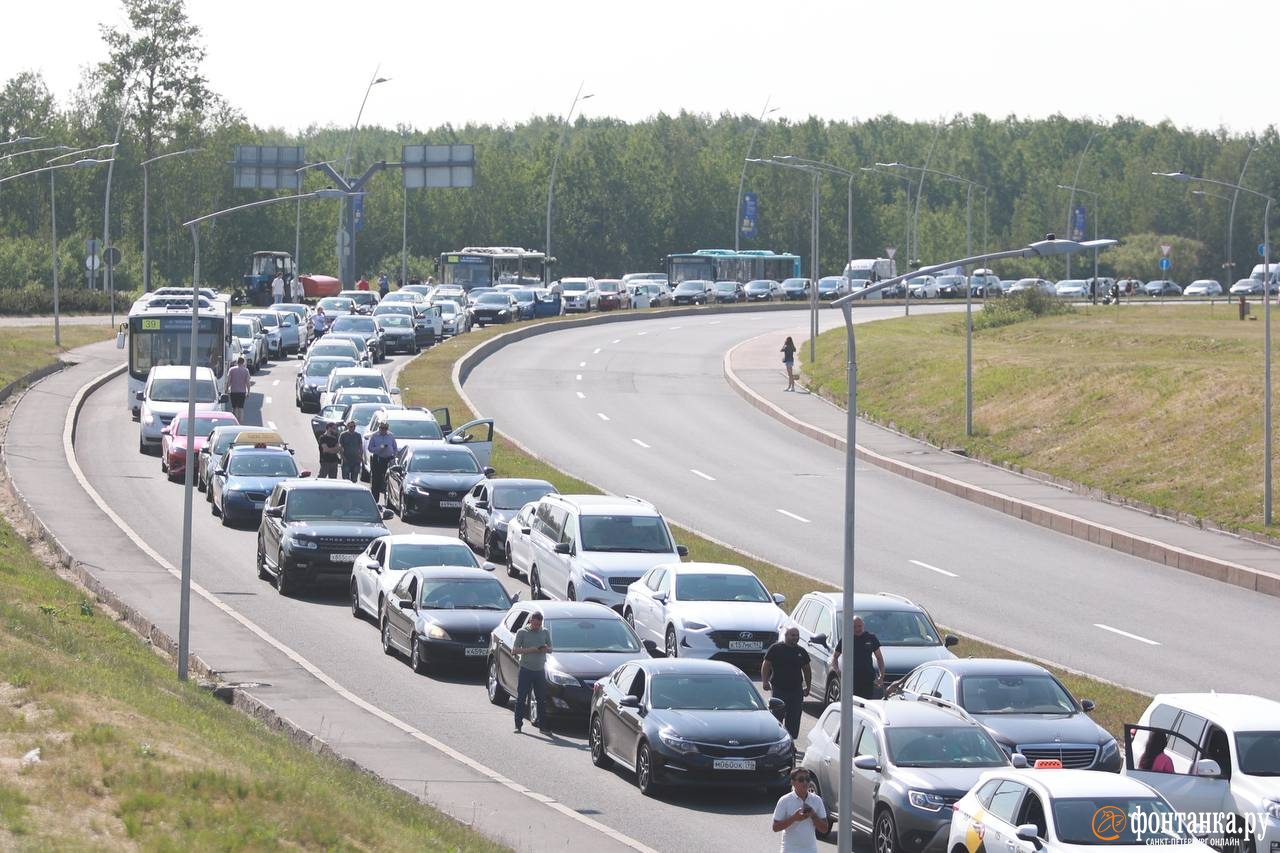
[252,502,264,510]
[438,500,462,508]
[713,758,756,771]
[330,553,357,563]
[464,647,487,657]
[728,641,763,651]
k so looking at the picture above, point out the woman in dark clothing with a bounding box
[781,336,797,391]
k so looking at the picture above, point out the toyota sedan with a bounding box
[380,566,515,673]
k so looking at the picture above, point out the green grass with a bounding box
[0,515,507,851]
[399,313,1152,743]
[0,324,117,390]
[803,304,1280,534]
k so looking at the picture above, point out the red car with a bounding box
[161,411,240,482]
[596,279,627,311]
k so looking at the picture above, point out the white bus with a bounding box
[119,294,233,417]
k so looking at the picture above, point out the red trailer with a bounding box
[300,275,342,299]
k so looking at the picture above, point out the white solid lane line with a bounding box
[631,438,650,448]
[637,331,647,336]
[909,559,958,578]
[267,420,277,431]
[597,412,610,422]
[576,391,586,399]
[776,508,811,523]
[690,469,716,481]
[272,379,280,386]
[579,361,586,368]
[611,339,621,344]
[669,326,682,330]
[593,348,601,354]
[1094,624,1161,646]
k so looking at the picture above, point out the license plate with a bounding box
[728,641,763,651]
[713,758,756,771]
[252,502,264,510]
[438,501,462,508]
[330,554,357,563]
[464,647,487,657]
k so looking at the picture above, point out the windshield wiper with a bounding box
[587,546,662,553]
[459,605,507,610]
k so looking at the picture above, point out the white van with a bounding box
[844,257,897,283]
[138,365,223,454]
[1251,263,1279,286]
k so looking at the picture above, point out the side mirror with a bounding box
[767,697,787,722]
[381,508,394,520]
[481,562,497,572]
[483,467,495,477]
[811,633,829,648]
[643,639,661,657]
[619,695,641,709]
[219,393,230,404]
[1015,825,1041,848]
[772,593,786,606]
[389,387,401,395]
[389,464,404,474]
[264,505,283,518]
[521,526,532,535]
[475,499,489,510]
[1194,758,1222,777]
[299,469,312,478]
[553,542,572,555]
[367,561,382,574]
[676,544,689,557]
[853,755,881,772]
[398,598,414,610]
[1011,753,1028,768]
[652,592,668,604]
[944,634,959,648]
[1080,699,1096,712]
[115,330,126,349]
[213,467,227,477]
[135,391,145,401]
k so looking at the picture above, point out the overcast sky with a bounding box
[3,0,1273,135]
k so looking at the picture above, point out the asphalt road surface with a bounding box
[463,307,1280,699]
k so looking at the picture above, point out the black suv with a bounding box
[256,480,393,595]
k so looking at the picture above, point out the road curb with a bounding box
[721,333,1280,600]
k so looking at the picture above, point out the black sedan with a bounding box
[1142,279,1182,297]
[487,601,657,727]
[459,478,558,560]
[384,445,494,521]
[374,303,434,348]
[295,356,357,413]
[469,292,518,326]
[711,281,744,303]
[374,313,420,355]
[380,566,516,673]
[589,658,793,796]
[672,280,712,305]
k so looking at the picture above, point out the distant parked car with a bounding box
[1231,278,1267,296]
[1143,280,1182,297]
[847,278,882,299]
[743,279,782,301]
[1006,278,1053,296]
[711,280,745,303]
[968,269,1001,297]
[672,280,713,305]
[936,275,969,298]
[1184,279,1223,297]
[907,275,939,299]
[817,276,849,299]
[781,278,812,300]
[596,279,627,311]
[1054,279,1091,299]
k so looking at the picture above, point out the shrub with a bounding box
[0,283,139,315]
[969,289,1074,332]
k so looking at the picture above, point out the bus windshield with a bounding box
[441,259,492,288]
[130,327,224,380]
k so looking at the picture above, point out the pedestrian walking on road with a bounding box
[378,272,390,298]
[317,422,341,479]
[356,275,370,292]
[366,421,399,503]
[512,611,552,733]
[761,626,811,741]
[226,357,252,422]
[781,336,797,391]
[312,307,329,336]
[290,274,305,303]
[339,420,363,482]
[832,616,885,699]
[271,272,286,304]
[772,767,829,853]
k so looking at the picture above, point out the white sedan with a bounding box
[622,562,787,661]
[349,533,487,621]
[503,502,540,579]
[1184,279,1223,297]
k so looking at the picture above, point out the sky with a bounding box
[2,0,1274,136]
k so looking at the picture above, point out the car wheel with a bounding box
[219,503,232,527]
[160,455,167,474]
[506,549,518,578]
[410,635,428,674]
[529,693,546,728]
[397,492,412,523]
[624,608,635,628]
[205,482,213,503]
[808,777,831,840]
[825,676,840,707]
[360,462,370,483]
[483,532,498,562]
[381,617,395,657]
[590,714,612,768]
[875,807,900,853]
[567,582,577,602]
[256,541,269,580]
[274,553,293,596]
[637,742,660,796]
[196,475,205,493]
[665,626,679,659]
[458,517,470,548]
[530,567,544,600]
[487,657,509,705]
[349,578,362,619]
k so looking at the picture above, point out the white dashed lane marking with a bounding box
[576,391,586,399]
[579,361,586,368]
[596,412,610,422]
[593,348,601,354]
[909,559,958,578]
[690,469,716,481]
[631,438,650,448]
[776,509,810,523]
[1094,624,1161,646]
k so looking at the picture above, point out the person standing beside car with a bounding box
[339,419,363,483]
[317,422,341,479]
[226,357,252,422]
[511,611,552,734]
[761,627,811,741]
[772,767,829,852]
[832,616,885,699]
[781,336,798,392]
[271,272,285,304]
[365,421,399,503]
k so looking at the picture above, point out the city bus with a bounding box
[120,294,233,417]
[665,249,802,285]
[438,247,548,290]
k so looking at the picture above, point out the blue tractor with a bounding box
[242,251,295,306]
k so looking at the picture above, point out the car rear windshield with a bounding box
[331,317,375,334]
[284,489,380,522]
[959,674,1075,714]
[545,617,640,653]
[149,378,216,403]
[175,416,230,436]
[649,674,765,711]
[494,483,554,510]
[379,315,411,327]
[884,726,1006,768]
[332,374,385,390]
[1052,797,1188,845]
[384,420,443,440]
[409,450,480,474]
[580,515,672,553]
[305,359,350,376]
[1235,732,1280,775]
[856,609,942,646]
[675,573,771,603]
[418,578,509,610]
[227,454,297,477]
[389,543,478,571]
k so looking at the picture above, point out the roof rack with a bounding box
[875,591,917,606]
[623,494,653,505]
[913,692,972,719]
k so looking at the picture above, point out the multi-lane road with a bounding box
[69,305,1279,852]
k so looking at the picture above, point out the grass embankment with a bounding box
[0,325,116,389]
[803,304,1279,534]
[0,517,506,850]
[399,316,1150,742]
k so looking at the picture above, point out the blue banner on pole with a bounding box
[352,194,365,233]
[1071,205,1086,242]
[740,192,758,239]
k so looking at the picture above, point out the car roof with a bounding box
[514,601,619,619]
[848,697,978,727]
[405,566,496,580]
[280,479,371,492]
[926,658,1050,677]
[149,365,213,379]
[543,493,660,516]
[1149,693,1280,729]
[667,562,756,577]
[383,533,470,547]
[177,410,236,421]
[408,443,473,456]
[800,591,927,613]
[979,768,1157,799]
[379,409,436,420]
[487,478,554,489]
[226,445,293,459]
[332,367,382,377]
[637,658,748,676]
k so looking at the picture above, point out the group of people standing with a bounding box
[271,272,305,304]
[315,419,402,501]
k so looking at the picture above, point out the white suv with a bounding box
[523,494,687,610]
[1125,693,1280,852]
[318,367,397,410]
[138,365,223,454]
[558,277,598,313]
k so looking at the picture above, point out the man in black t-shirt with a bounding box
[316,422,341,479]
[833,616,886,699]
[762,627,811,739]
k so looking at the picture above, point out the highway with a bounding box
[463,307,1280,699]
[74,338,828,853]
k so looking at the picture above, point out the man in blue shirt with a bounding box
[366,421,399,503]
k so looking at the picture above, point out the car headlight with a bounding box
[285,534,319,550]
[767,736,793,756]
[908,790,947,812]
[582,571,607,591]
[658,729,698,755]
[681,619,710,631]
[142,412,155,426]
[1262,799,1280,821]
[426,624,451,640]
[407,484,430,495]
[545,666,581,687]
[1100,738,1120,760]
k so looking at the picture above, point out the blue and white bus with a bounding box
[665,249,802,285]
[438,247,548,290]
[120,294,233,416]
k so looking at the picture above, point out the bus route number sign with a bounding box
[142,319,161,330]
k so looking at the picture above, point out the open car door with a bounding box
[431,407,452,436]
[1123,722,1233,839]
[448,418,494,469]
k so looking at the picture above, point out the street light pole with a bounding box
[546,83,594,284]
[1227,146,1259,289]
[1192,190,1235,285]
[735,98,777,251]
[142,149,202,294]
[0,135,42,150]
[1057,184,1102,303]
[293,160,337,294]
[776,156,857,269]
[1064,130,1100,280]
[338,70,390,287]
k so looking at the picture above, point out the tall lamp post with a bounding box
[178,188,349,681]
[0,144,73,164]
[861,166,915,273]
[0,135,42,150]
[827,235,1114,853]
[45,146,118,338]
[1226,146,1259,289]
[776,156,858,265]
[734,98,778,251]
[142,148,202,293]
[1056,184,1102,302]
[1155,171,1275,525]
[337,70,390,287]
[294,160,337,289]
[1191,189,1235,283]
[1064,130,1101,279]
[545,83,594,284]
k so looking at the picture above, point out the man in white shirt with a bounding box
[772,767,829,853]
[271,272,285,303]
[290,274,305,303]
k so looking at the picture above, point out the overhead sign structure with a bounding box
[1160,243,1173,257]
[231,145,305,190]
[402,144,474,189]
[740,192,758,238]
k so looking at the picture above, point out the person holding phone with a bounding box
[772,767,828,851]
[511,611,553,734]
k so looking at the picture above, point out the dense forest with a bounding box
[1,0,1277,306]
